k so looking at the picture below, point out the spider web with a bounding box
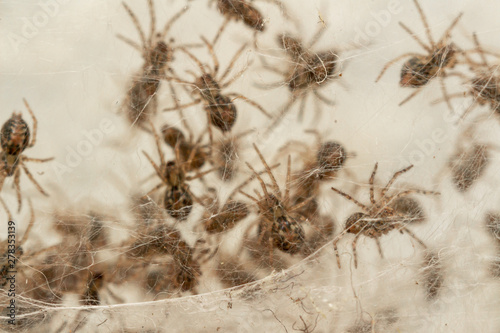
[1,0,500,332]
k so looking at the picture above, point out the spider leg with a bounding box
[401,226,427,248]
[330,187,369,211]
[380,164,413,198]
[314,90,336,106]
[142,151,165,182]
[163,99,202,112]
[212,18,230,46]
[228,163,281,200]
[146,0,155,46]
[19,200,35,246]
[284,155,292,206]
[436,12,463,46]
[14,167,23,212]
[159,6,190,40]
[265,93,299,134]
[411,0,435,48]
[439,75,454,113]
[121,2,147,52]
[399,88,424,106]
[245,162,272,200]
[332,227,353,269]
[23,99,38,148]
[22,157,54,163]
[148,120,166,167]
[375,53,421,83]
[142,182,165,201]
[351,233,361,269]
[165,79,194,142]
[307,25,327,49]
[200,35,220,77]
[20,162,49,198]
[369,162,378,205]
[116,34,145,57]
[226,93,272,118]
[252,144,281,196]
[387,189,440,201]
[179,47,208,77]
[0,196,12,222]
[220,45,251,89]
[375,237,384,259]
[398,22,432,53]
[297,94,307,122]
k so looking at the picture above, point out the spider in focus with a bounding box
[239,144,314,261]
[331,162,439,269]
[208,0,295,45]
[262,27,342,132]
[117,0,191,127]
[164,36,271,143]
[375,0,463,107]
[142,122,215,220]
[1,99,53,212]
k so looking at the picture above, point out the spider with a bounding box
[1,99,53,212]
[276,129,352,218]
[375,0,463,107]
[142,122,215,220]
[434,122,499,192]
[164,36,271,143]
[208,0,294,44]
[239,144,314,261]
[330,162,439,269]
[210,129,253,182]
[262,27,341,132]
[435,33,500,120]
[117,0,190,127]
[161,123,209,172]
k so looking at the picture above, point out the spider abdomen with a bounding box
[1,113,30,156]
[164,186,193,221]
[271,216,305,254]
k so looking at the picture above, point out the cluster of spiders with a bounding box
[3,0,500,331]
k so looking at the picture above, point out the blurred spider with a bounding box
[161,123,209,172]
[142,123,215,220]
[433,122,499,193]
[331,163,439,268]
[435,33,500,120]
[240,144,314,261]
[375,0,463,107]
[277,130,352,218]
[164,36,271,142]
[1,99,53,212]
[263,27,341,132]
[117,0,190,127]
[211,129,253,182]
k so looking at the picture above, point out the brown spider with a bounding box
[331,162,439,269]
[239,144,313,260]
[142,122,215,220]
[117,0,190,127]
[277,130,352,218]
[434,122,498,193]
[210,129,253,181]
[161,123,209,172]
[208,0,293,44]
[436,33,500,120]
[375,0,463,107]
[164,36,271,143]
[1,99,53,213]
[262,27,341,132]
